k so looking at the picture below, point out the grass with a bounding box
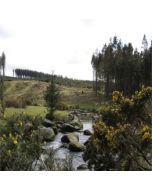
[5,106,47,118]
[4,80,100,110]
[5,106,69,121]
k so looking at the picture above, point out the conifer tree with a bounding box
[44,75,60,120]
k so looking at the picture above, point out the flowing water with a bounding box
[44,119,93,170]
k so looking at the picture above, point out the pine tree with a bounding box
[44,75,60,120]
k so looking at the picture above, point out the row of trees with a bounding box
[14,68,92,88]
[91,35,152,99]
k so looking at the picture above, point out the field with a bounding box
[4,80,100,111]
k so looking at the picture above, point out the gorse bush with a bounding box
[0,114,42,170]
[83,86,152,171]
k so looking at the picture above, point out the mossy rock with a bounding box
[39,127,55,142]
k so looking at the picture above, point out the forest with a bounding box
[92,35,152,99]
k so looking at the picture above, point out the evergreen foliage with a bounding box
[92,36,152,99]
[44,75,60,120]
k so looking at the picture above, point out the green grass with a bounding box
[54,110,69,122]
[5,106,69,121]
[5,106,47,118]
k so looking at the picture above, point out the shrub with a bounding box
[0,114,42,170]
[83,86,152,171]
[5,97,26,108]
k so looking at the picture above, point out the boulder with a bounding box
[56,121,64,125]
[77,164,88,170]
[60,123,80,133]
[52,127,58,135]
[39,127,55,141]
[69,142,86,152]
[83,139,90,146]
[83,129,92,136]
[70,116,83,129]
[61,133,79,143]
[42,118,55,128]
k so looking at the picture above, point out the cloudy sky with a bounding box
[0,0,152,80]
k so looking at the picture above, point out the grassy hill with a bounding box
[4,80,100,111]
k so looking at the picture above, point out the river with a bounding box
[43,119,93,170]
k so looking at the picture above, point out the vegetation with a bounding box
[0,114,42,170]
[83,86,152,170]
[44,75,60,120]
[0,52,6,117]
[92,35,152,99]
[4,80,98,110]
[14,68,93,88]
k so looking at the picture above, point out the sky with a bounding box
[0,0,152,80]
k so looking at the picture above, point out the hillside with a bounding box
[4,80,99,110]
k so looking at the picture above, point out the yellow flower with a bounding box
[142,132,151,140]
[13,139,18,145]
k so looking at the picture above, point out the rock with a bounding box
[39,127,55,141]
[69,142,86,152]
[70,116,83,129]
[77,164,88,170]
[83,130,92,136]
[60,123,80,133]
[83,139,90,146]
[56,121,64,125]
[52,127,58,135]
[42,118,55,128]
[61,133,79,143]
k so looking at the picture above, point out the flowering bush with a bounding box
[0,114,42,170]
[83,86,152,170]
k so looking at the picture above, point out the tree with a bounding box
[44,75,60,120]
[0,52,6,116]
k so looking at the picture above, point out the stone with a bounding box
[83,129,92,136]
[61,133,79,143]
[69,142,86,152]
[77,164,88,170]
[39,127,55,141]
[42,118,55,128]
[60,123,80,133]
[52,127,58,135]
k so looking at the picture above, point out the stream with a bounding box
[43,119,93,170]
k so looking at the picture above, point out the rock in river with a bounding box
[69,142,86,152]
[61,133,79,143]
[39,127,55,141]
[83,129,92,136]
[77,164,88,171]
[60,123,80,133]
[42,118,55,128]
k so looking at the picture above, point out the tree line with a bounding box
[91,35,152,99]
[14,68,92,88]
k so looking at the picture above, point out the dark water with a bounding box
[44,120,93,170]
